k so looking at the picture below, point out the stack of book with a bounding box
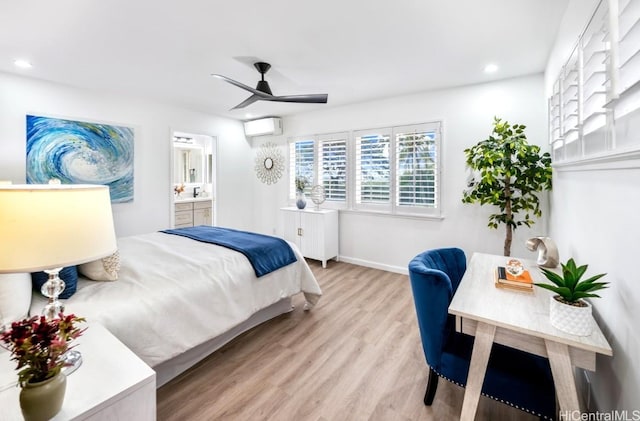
[494,266,533,292]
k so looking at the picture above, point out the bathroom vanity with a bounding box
[172,131,217,228]
[174,197,213,228]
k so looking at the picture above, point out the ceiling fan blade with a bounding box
[231,94,262,110]
[268,94,328,104]
[211,74,271,98]
[214,63,328,108]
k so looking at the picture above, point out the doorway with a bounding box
[170,130,217,228]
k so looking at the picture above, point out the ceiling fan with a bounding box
[212,62,328,110]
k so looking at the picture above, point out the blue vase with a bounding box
[296,191,307,209]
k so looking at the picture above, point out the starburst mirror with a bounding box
[255,142,284,185]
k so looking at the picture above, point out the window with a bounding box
[580,0,609,138]
[617,0,640,113]
[549,0,640,162]
[354,130,391,209]
[289,134,348,206]
[288,121,441,217]
[613,0,640,152]
[395,124,439,211]
[289,138,314,196]
[318,133,347,202]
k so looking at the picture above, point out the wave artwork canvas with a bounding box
[26,115,134,203]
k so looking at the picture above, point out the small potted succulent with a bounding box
[534,258,608,336]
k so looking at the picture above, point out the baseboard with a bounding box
[338,255,408,275]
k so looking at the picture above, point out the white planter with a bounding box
[549,295,593,336]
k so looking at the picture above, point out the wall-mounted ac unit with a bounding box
[243,117,283,137]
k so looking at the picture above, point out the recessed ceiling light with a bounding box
[245,113,254,119]
[484,64,498,73]
[14,59,33,69]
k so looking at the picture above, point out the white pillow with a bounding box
[0,273,32,324]
[78,251,121,281]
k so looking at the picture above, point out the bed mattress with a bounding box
[29,231,322,369]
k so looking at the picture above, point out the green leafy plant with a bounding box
[0,314,85,387]
[295,175,309,192]
[535,258,608,306]
[462,117,552,256]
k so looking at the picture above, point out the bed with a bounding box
[29,229,322,387]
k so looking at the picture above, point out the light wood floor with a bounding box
[157,260,537,420]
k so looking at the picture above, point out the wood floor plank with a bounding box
[157,260,539,421]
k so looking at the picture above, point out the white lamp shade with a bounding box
[0,184,117,273]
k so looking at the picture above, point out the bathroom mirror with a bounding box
[173,145,204,184]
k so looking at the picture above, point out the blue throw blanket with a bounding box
[160,226,297,277]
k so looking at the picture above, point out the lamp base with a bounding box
[42,300,65,321]
[41,268,66,320]
[39,268,82,376]
[61,350,83,376]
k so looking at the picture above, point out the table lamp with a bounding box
[0,184,117,370]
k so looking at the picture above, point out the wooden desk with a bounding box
[448,253,612,421]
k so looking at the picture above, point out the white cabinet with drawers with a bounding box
[174,199,213,228]
[280,207,339,268]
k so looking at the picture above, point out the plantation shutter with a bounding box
[317,133,347,202]
[580,0,610,141]
[611,0,640,152]
[354,129,391,210]
[562,46,580,146]
[548,0,640,161]
[616,0,640,116]
[394,123,440,213]
[551,46,581,162]
[289,138,315,198]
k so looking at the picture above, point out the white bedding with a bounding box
[29,232,322,368]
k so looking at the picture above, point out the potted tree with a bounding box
[535,258,608,336]
[462,117,552,256]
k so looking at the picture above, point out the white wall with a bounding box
[251,74,550,272]
[545,0,640,412]
[0,71,253,236]
[551,165,640,412]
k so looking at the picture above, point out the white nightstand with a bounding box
[0,323,156,420]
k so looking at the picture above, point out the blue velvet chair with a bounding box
[408,248,557,419]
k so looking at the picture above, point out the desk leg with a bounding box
[545,340,580,412]
[460,322,496,421]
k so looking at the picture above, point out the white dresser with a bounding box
[280,207,339,268]
[174,198,213,228]
[0,324,156,420]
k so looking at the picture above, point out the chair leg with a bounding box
[423,367,439,406]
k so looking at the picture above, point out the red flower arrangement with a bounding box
[0,314,85,387]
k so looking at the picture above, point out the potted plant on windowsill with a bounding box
[1,313,85,421]
[534,258,608,336]
[295,176,309,209]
